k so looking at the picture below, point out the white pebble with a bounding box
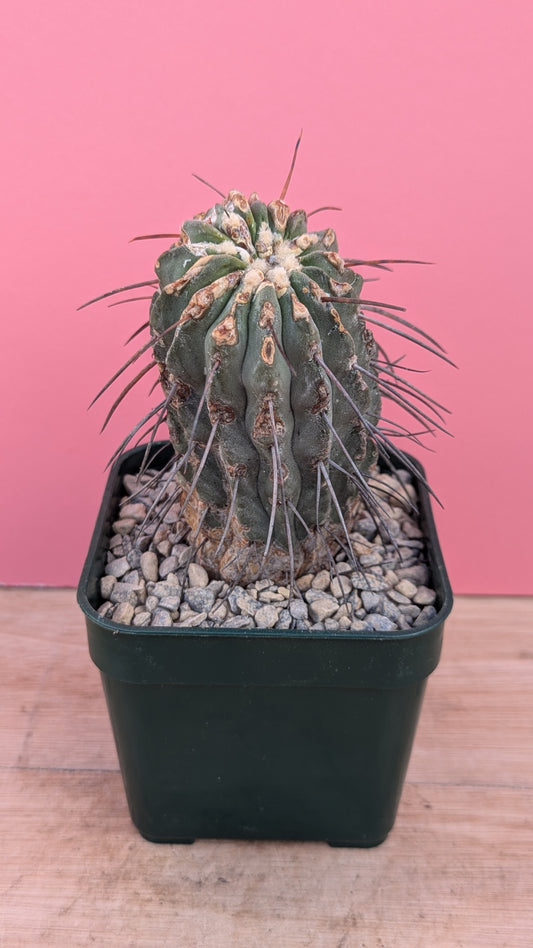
[330,575,352,599]
[100,575,116,599]
[413,586,437,606]
[112,518,136,536]
[140,551,159,583]
[209,602,228,622]
[159,555,179,578]
[308,596,338,623]
[112,602,135,625]
[188,562,210,588]
[120,502,148,523]
[254,605,280,628]
[311,570,331,591]
[395,579,418,599]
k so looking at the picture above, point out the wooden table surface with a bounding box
[1,589,531,947]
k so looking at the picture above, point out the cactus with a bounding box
[81,160,453,588]
[142,190,385,584]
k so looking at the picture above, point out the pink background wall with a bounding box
[1,0,531,593]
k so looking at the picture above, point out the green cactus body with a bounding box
[149,190,381,583]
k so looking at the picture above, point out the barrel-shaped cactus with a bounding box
[144,190,383,583]
[82,179,452,587]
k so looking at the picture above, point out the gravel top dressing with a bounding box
[96,463,437,633]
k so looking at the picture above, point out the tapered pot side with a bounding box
[78,442,452,847]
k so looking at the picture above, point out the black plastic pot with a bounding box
[78,443,452,847]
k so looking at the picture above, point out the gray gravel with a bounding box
[97,463,439,633]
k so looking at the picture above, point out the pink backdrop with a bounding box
[1,0,531,593]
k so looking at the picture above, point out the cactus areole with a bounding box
[148,191,382,584]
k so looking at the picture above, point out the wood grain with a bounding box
[1,589,532,947]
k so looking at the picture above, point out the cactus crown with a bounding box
[81,167,452,589]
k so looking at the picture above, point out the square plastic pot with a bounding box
[78,443,452,847]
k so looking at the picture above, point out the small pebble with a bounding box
[154,525,170,544]
[399,604,421,620]
[120,502,148,523]
[396,564,430,585]
[333,603,352,620]
[311,570,331,591]
[152,581,182,599]
[112,601,135,625]
[140,551,159,583]
[413,586,437,606]
[232,594,260,617]
[97,601,114,618]
[330,575,352,599]
[126,550,142,569]
[395,579,418,599]
[354,519,377,540]
[334,561,353,575]
[207,579,226,598]
[224,615,253,628]
[188,562,210,588]
[414,605,438,627]
[254,605,280,628]
[184,587,216,614]
[112,518,136,536]
[159,555,179,578]
[209,601,228,622]
[172,544,191,567]
[350,573,389,592]
[366,614,397,632]
[100,575,117,599]
[361,591,382,613]
[163,506,181,524]
[304,588,330,604]
[276,610,293,630]
[158,596,181,612]
[380,600,403,623]
[387,589,411,605]
[359,551,383,567]
[110,584,139,606]
[254,579,272,592]
[105,556,130,578]
[151,608,173,628]
[123,473,140,495]
[290,600,309,623]
[259,589,285,603]
[308,596,339,623]
[296,574,314,592]
[176,612,208,628]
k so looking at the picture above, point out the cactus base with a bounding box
[176,479,362,585]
